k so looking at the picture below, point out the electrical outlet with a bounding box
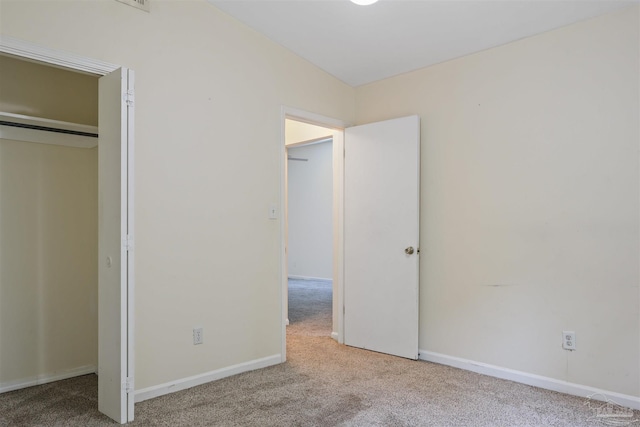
[563,331,576,350]
[193,327,203,345]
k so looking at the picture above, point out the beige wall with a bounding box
[287,142,333,280]
[356,6,639,397]
[3,0,636,403]
[285,119,333,146]
[0,139,98,385]
[0,0,355,390]
[0,54,98,125]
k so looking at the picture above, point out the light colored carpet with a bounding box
[1,278,637,426]
[287,278,332,337]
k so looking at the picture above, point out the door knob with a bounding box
[405,246,414,255]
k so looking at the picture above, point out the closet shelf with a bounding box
[0,112,98,148]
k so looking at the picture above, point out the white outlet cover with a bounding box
[562,331,576,350]
[193,327,203,345]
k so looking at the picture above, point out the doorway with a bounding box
[280,109,421,362]
[280,108,348,361]
[0,38,135,424]
[0,54,100,395]
[287,136,334,337]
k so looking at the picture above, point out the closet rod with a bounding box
[288,156,308,162]
[0,120,98,138]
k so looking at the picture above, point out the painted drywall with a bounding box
[285,119,333,146]
[0,0,355,391]
[0,54,98,125]
[356,6,639,397]
[287,142,333,280]
[0,138,98,386]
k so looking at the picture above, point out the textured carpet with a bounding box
[287,278,333,337]
[1,278,638,426]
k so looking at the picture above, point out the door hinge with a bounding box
[123,235,134,251]
[124,90,134,107]
[123,377,134,393]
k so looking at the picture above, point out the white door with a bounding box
[98,67,135,423]
[343,115,420,360]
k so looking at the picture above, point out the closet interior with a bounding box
[0,54,99,393]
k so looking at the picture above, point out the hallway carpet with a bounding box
[287,278,332,337]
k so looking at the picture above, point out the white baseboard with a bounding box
[331,332,339,342]
[419,350,640,411]
[134,354,281,403]
[0,364,97,394]
[288,275,332,282]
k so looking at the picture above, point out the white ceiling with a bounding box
[208,0,634,87]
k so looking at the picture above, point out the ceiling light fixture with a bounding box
[350,0,378,5]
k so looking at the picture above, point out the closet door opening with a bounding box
[0,48,135,423]
[0,54,100,400]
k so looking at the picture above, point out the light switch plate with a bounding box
[269,203,278,220]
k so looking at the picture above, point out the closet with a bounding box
[0,54,99,392]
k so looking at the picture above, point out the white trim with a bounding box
[280,108,288,363]
[125,68,136,422]
[134,354,281,403]
[419,350,640,411]
[0,112,98,134]
[283,107,350,130]
[331,129,345,345]
[288,275,332,282]
[0,35,119,76]
[0,365,96,394]
[285,136,333,148]
[0,112,98,148]
[331,332,339,342]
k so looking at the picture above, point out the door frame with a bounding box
[279,106,350,361]
[0,36,135,423]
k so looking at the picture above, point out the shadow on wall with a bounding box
[0,139,98,388]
